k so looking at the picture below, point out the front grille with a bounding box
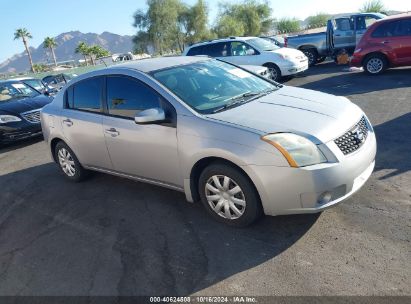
[334,116,369,155]
[21,109,41,123]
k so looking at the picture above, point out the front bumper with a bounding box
[242,131,377,216]
[350,54,363,67]
[0,121,43,144]
[280,60,309,76]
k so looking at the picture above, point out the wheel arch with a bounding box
[50,137,66,162]
[362,51,389,66]
[189,156,262,206]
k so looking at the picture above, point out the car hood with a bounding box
[269,47,305,58]
[206,86,363,143]
[0,94,52,115]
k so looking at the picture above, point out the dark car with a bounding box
[0,80,52,145]
[13,77,58,95]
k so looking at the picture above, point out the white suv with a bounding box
[183,37,308,81]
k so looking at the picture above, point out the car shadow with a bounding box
[374,112,411,180]
[0,163,319,296]
[298,66,411,95]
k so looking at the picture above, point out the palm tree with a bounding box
[43,37,58,67]
[75,41,90,66]
[14,28,35,73]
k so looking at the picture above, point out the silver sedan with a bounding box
[40,56,376,226]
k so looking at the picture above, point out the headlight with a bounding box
[261,133,327,167]
[354,48,362,53]
[0,115,22,124]
[279,54,290,60]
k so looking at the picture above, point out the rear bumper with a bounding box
[242,131,377,216]
[350,54,363,67]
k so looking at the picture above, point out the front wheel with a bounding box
[264,63,282,82]
[302,48,318,66]
[198,163,262,227]
[363,54,387,75]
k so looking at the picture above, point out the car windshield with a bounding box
[152,60,278,114]
[247,37,280,51]
[0,82,39,102]
[24,79,45,91]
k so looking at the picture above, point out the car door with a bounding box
[222,41,259,65]
[333,17,355,50]
[102,75,181,187]
[61,76,113,169]
[394,18,411,65]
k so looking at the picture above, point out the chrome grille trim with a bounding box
[21,108,42,124]
[334,116,369,155]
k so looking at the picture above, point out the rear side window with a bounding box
[67,77,103,112]
[371,20,411,37]
[202,42,229,57]
[106,76,162,118]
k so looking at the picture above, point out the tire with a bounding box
[302,48,318,66]
[363,54,387,75]
[54,141,88,182]
[198,162,263,227]
[263,63,282,82]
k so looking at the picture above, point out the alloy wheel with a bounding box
[366,58,383,74]
[268,67,278,81]
[58,147,76,177]
[205,175,246,220]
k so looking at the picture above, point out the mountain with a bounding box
[0,31,134,73]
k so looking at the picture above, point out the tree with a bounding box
[89,45,110,63]
[133,0,182,55]
[32,63,49,73]
[360,0,385,13]
[306,13,330,29]
[75,41,90,66]
[216,0,273,36]
[186,0,213,44]
[276,18,301,34]
[43,37,58,67]
[214,16,245,38]
[14,28,35,73]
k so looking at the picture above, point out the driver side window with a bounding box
[106,76,162,119]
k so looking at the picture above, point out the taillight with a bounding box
[284,37,288,47]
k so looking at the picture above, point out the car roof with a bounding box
[188,36,257,48]
[107,55,210,73]
[380,12,411,21]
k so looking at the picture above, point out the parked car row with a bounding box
[263,12,411,75]
[183,36,309,81]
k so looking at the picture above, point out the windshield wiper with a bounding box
[212,89,277,113]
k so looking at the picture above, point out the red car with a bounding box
[351,13,411,74]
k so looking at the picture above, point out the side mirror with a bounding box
[43,90,50,96]
[135,107,165,124]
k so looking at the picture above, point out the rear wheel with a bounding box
[363,54,387,75]
[54,141,88,182]
[263,63,281,82]
[301,48,318,66]
[198,162,262,227]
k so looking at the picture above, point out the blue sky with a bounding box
[1,0,409,63]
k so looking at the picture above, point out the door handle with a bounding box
[334,34,341,37]
[105,128,120,137]
[62,118,73,127]
[382,41,390,44]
